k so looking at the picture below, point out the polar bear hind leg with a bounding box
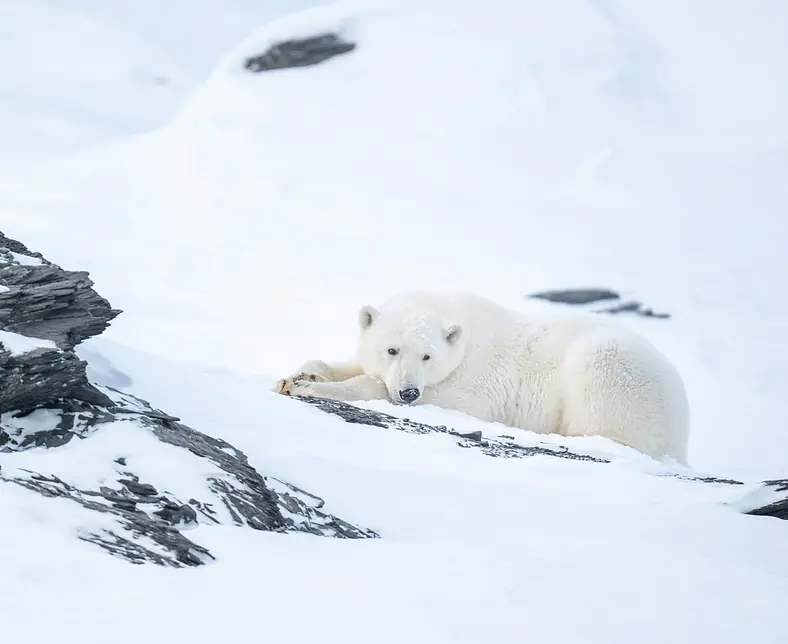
[559,334,689,464]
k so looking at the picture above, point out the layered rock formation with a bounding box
[0,231,377,567]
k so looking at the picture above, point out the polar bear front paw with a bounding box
[274,372,326,396]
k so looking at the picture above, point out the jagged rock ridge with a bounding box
[0,231,377,567]
[0,232,121,347]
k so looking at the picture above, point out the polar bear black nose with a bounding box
[399,388,420,403]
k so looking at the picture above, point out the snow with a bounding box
[0,329,58,355]
[1,0,788,641]
[0,0,323,172]
[7,251,43,266]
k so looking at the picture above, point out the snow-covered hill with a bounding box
[0,0,319,171]
[2,1,788,642]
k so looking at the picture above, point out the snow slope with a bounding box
[2,0,788,641]
[0,0,321,171]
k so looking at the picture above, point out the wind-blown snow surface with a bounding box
[0,329,57,355]
[2,0,788,640]
[0,0,321,171]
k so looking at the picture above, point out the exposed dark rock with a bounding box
[527,288,671,319]
[266,477,375,539]
[674,474,744,486]
[244,33,356,73]
[0,232,45,259]
[0,230,377,567]
[0,345,112,414]
[530,288,620,305]
[293,396,610,463]
[7,470,214,567]
[0,233,118,412]
[0,234,121,348]
[597,300,671,319]
[456,430,483,441]
[743,479,788,520]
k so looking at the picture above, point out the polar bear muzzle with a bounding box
[397,387,421,404]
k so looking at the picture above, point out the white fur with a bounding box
[275,291,691,464]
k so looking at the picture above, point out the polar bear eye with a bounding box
[422,354,431,361]
[387,348,399,356]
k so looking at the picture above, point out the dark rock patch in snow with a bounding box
[528,288,671,319]
[0,230,377,568]
[742,479,788,521]
[529,288,620,305]
[244,33,356,73]
[294,396,610,463]
[674,474,744,486]
[0,233,121,347]
[6,467,215,567]
[0,346,112,415]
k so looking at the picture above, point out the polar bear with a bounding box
[274,290,690,464]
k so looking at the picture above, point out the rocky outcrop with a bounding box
[0,232,121,347]
[528,288,671,319]
[0,231,376,567]
[0,239,116,413]
[741,479,788,521]
[244,33,356,73]
[0,343,112,413]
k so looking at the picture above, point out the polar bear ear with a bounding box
[444,323,462,345]
[358,305,379,330]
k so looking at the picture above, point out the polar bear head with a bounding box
[356,303,465,405]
